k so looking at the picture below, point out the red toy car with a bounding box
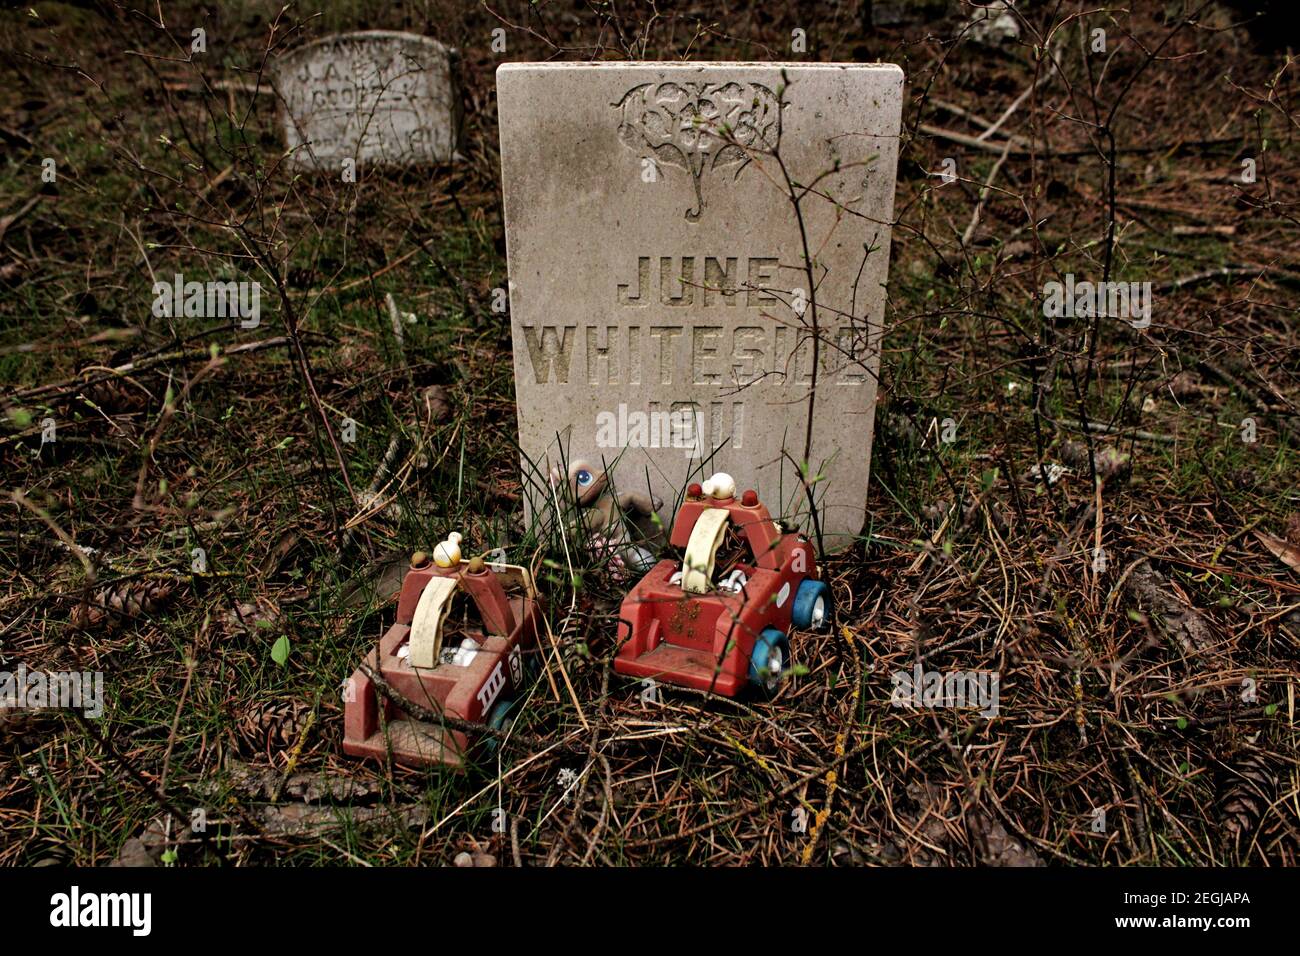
[614,473,831,696]
[343,542,541,770]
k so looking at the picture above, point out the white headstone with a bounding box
[274,31,457,169]
[498,63,903,547]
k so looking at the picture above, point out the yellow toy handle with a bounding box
[408,575,458,668]
[681,508,730,594]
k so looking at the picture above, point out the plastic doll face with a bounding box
[568,460,607,505]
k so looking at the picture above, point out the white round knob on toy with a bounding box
[701,473,736,500]
[433,532,463,568]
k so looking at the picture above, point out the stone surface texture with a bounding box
[274,31,457,169]
[498,62,903,546]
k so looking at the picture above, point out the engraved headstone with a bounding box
[498,63,903,547]
[274,31,457,169]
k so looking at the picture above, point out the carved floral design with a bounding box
[612,81,780,221]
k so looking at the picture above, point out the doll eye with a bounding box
[576,469,593,487]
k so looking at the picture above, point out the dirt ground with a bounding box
[0,1,1297,866]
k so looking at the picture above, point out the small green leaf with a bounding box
[1176,717,1188,730]
[270,635,290,665]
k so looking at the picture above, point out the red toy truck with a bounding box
[614,473,831,696]
[343,541,541,770]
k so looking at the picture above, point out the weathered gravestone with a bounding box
[273,31,458,170]
[498,63,903,547]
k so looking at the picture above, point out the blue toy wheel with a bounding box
[749,627,791,693]
[483,697,517,752]
[792,579,831,630]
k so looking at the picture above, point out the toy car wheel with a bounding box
[792,579,831,630]
[749,627,791,694]
[483,697,517,753]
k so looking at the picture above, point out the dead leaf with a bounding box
[1253,530,1300,573]
[259,530,301,577]
[1284,513,1300,549]
[1168,370,1202,400]
[224,597,281,636]
[422,384,450,423]
[340,552,410,610]
[970,810,1045,867]
[1059,440,1130,483]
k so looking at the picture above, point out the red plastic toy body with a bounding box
[343,555,541,769]
[614,477,829,696]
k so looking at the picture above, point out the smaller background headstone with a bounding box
[273,31,458,170]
